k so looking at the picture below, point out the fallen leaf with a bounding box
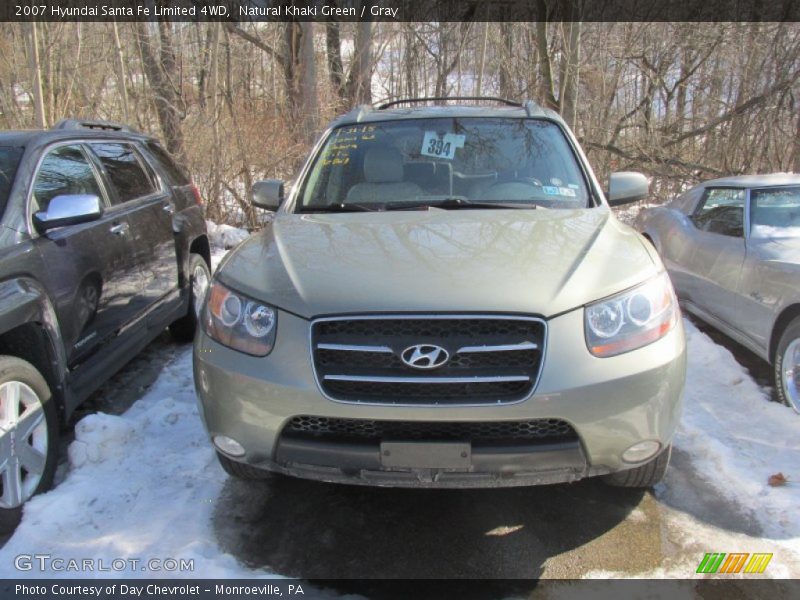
[768,473,788,487]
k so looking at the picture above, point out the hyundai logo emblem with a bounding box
[400,344,450,369]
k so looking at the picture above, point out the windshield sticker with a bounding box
[421,132,465,160]
[323,125,379,166]
[568,183,580,189]
[543,185,577,197]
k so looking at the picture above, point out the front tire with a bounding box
[0,356,59,534]
[603,444,671,488]
[169,253,211,343]
[774,317,800,413]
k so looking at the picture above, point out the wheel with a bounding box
[0,356,59,534]
[216,451,273,480]
[774,317,800,413]
[169,254,211,342]
[603,444,671,488]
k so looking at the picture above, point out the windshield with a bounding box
[750,186,800,238]
[0,146,23,214]
[297,118,591,211]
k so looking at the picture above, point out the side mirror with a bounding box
[33,194,103,232]
[252,180,284,211]
[607,172,649,206]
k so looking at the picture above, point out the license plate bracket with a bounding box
[380,441,471,469]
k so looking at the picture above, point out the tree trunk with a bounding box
[535,16,558,110]
[559,20,581,129]
[27,22,46,128]
[111,21,129,122]
[299,21,318,140]
[325,21,344,101]
[135,22,185,160]
[346,18,373,105]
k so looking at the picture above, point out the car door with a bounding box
[30,143,141,365]
[680,187,747,326]
[86,142,179,312]
[737,186,800,353]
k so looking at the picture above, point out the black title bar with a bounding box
[1,0,799,23]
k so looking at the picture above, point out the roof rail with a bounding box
[339,104,374,123]
[376,97,523,110]
[522,99,546,117]
[51,118,136,133]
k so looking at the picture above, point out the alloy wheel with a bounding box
[781,338,800,413]
[0,380,48,509]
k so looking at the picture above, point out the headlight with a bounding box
[202,281,277,356]
[585,273,678,357]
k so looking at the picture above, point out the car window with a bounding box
[668,186,702,214]
[32,145,104,214]
[144,141,190,186]
[298,118,590,210]
[89,142,157,204]
[691,188,745,237]
[751,186,800,239]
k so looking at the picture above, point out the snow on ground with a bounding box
[0,224,798,578]
[678,321,799,542]
[0,347,262,578]
[206,220,250,249]
[585,320,800,579]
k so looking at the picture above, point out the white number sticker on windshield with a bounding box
[421,132,465,160]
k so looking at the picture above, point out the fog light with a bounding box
[622,440,661,463]
[213,435,245,457]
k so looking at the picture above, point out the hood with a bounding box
[217,208,657,319]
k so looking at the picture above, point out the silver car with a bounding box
[636,174,800,413]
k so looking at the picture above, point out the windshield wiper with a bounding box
[304,202,382,213]
[384,198,538,211]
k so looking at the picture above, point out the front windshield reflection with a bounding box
[298,118,590,211]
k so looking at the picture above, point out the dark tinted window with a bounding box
[0,146,24,211]
[691,188,745,237]
[90,143,156,204]
[32,145,103,213]
[144,142,189,185]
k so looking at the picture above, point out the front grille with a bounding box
[311,315,546,405]
[285,416,576,444]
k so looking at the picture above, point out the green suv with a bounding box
[193,98,686,489]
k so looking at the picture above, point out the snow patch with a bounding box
[68,413,136,468]
[206,220,250,250]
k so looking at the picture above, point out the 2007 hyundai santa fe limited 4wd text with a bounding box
[193,98,687,489]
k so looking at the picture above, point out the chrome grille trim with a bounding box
[317,343,393,353]
[323,374,531,384]
[457,341,539,353]
[310,314,547,407]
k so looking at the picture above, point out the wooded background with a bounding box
[2,19,799,226]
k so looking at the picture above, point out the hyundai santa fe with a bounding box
[193,98,686,489]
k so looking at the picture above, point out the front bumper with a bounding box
[193,308,686,488]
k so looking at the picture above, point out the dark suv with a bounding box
[0,120,210,529]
